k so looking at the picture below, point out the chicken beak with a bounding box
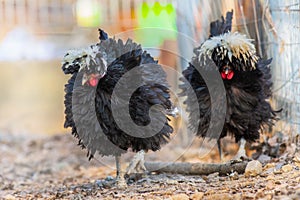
[82,73,89,85]
[225,68,229,75]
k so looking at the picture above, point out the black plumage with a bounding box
[94,41,173,153]
[62,29,174,186]
[180,11,280,159]
[209,10,233,37]
[63,52,125,159]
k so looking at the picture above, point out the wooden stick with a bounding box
[145,161,248,176]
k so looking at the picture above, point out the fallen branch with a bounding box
[145,161,248,176]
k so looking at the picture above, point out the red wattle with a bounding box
[221,71,234,80]
[227,71,234,80]
[89,78,98,87]
[221,72,227,79]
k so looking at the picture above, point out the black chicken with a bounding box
[62,29,175,187]
[180,11,280,160]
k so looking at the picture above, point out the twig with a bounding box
[238,0,250,36]
[145,161,248,176]
[252,0,262,57]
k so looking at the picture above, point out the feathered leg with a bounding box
[233,138,248,160]
[115,155,127,189]
[126,150,146,175]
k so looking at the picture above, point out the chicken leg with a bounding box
[233,138,248,160]
[217,139,225,162]
[126,150,146,175]
[115,155,127,189]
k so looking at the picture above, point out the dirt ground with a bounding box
[0,132,300,200]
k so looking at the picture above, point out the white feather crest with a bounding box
[62,45,101,71]
[197,32,258,69]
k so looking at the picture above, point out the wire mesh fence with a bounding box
[0,0,75,28]
[263,0,300,137]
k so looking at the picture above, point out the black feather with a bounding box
[210,10,233,37]
[62,29,174,158]
[99,29,108,41]
[180,55,279,143]
[180,11,280,147]
[95,41,173,153]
